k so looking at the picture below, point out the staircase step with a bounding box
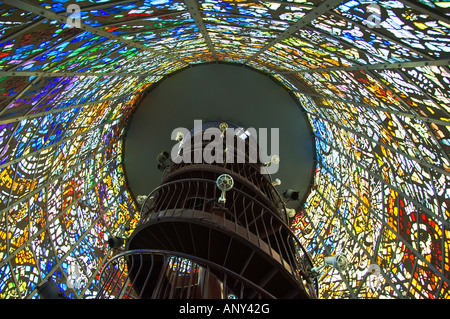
[127,216,310,299]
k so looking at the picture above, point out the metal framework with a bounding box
[0,161,122,296]
[0,117,123,170]
[293,89,450,127]
[2,0,189,66]
[184,0,218,61]
[245,0,344,64]
[273,58,450,74]
[328,10,438,62]
[305,109,450,178]
[0,92,141,124]
[314,156,450,289]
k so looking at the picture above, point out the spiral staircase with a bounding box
[96,121,317,299]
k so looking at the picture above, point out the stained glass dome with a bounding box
[0,0,449,299]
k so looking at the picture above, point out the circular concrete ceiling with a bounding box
[124,63,315,209]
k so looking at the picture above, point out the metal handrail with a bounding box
[96,249,276,299]
[138,177,318,297]
[162,163,286,220]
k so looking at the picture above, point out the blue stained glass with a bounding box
[144,0,172,5]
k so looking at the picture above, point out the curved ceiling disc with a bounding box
[124,63,315,207]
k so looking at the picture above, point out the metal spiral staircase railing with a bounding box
[96,249,276,299]
[96,121,317,299]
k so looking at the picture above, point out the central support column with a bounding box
[125,121,316,299]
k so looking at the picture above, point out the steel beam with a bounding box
[34,186,125,299]
[365,68,450,165]
[98,10,190,28]
[293,89,450,127]
[201,9,288,23]
[0,92,139,125]
[244,0,343,64]
[400,0,450,26]
[112,21,194,36]
[0,70,166,78]
[3,32,80,73]
[394,68,450,164]
[273,58,450,74]
[300,203,358,298]
[0,17,45,44]
[0,76,41,118]
[2,0,188,66]
[51,187,126,299]
[0,162,122,270]
[315,134,449,228]
[184,0,217,61]
[73,0,140,12]
[305,110,450,177]
[0,143,116,217]
[312,143,450,288]
[312,189,401,299]
[259,0,315,9]
[0,116,124,170]
[0,76,71,119]
[330,11,436,62]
